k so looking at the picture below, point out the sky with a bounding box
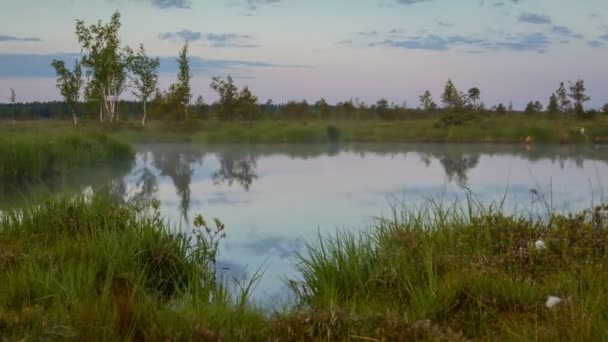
[0,0,607,108]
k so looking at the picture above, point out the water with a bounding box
[3,143,608,306]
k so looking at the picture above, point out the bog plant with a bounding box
[0,132,133,181]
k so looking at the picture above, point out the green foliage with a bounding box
[525,101,543,115]
[437,111,477,127]
[210,76,259,120]
[210,75,238,119]
[556,81,571,113]
[375,98,396,120]
[547,93,559,115]
[569,79,590,117]
[51,60,83,125]
[467,87,481,110]
[441,79,464,110]
[495,103,507,115]
[76,11,128,123]
[336,100,356,118]
[283,100,309,119]
[0,132,133,181]
[419,90,437,111]
[126,44,159,126]
[170,41,192,121]
[0,194,264,340]
[315,98,331,118]
[235,86,258,120]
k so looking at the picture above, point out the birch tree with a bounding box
[128,44,159,126]
[51,59,83,125]
[75,11,126,123]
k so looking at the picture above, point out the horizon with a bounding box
[0,0,607,109]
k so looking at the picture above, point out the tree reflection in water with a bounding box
[419,151,480,186]
[439,154,480,185]
[148,148,259,220]
[212,153,258,191]
[152,149,205,220]
[131,152,158,205]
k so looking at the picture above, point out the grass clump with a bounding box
[287,202,608,340]
[0,132,134,181]
[0,194,265,341]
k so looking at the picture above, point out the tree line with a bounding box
[3,11,608,125]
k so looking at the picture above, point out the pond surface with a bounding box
[3,143,608,306]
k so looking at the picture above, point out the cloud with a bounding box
[495,32,549,52]
[437,21,454,27]
[518,12,552,25]
[393,0,431,4]
[158,29,202,41]
[158,30,257,48]
[588,40,605,48]
[371,34,488,51]
[242,0,281,13]
[150,0,191,9]
[206,33,257,48]
[601,34,608,41]
[368,31,550,53]
[0,34,42,42]
[336,39,353,45]
[357,30,379,36]
[550,25,584,40]
[0,53,307,78]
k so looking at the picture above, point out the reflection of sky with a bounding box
[123,144,608,306]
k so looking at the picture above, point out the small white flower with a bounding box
[535,240,546,251]
[580,127,585,135]
[545,296,562,309]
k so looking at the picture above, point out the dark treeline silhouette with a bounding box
[2,91,607,124]
[0,101,141,122]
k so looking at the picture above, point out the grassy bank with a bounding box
[2,194,608,340]
[0,195,265,340]
[2,115,608,145]
[285,201,608,340]
[0,132,134,181]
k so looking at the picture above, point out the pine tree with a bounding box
[547,93,559,115]
[173,41,192,120]
[441,79,463,110]
[419,90,437,111]
[568,79,590,117]
[556,82,571,113]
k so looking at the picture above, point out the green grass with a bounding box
[284,200,608,340]
[2,114,608,145]
[0,131,134,181]
[2,192,608,340]
[0,194,266,340]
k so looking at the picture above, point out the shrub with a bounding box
[436,111,477,127]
